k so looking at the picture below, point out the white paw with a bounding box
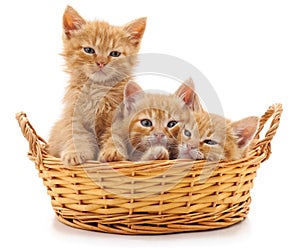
[98,149,126,162]
[141,146,169,161]
[62,151,94,166]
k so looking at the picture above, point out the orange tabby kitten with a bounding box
[48,6,146,165]
[99,79,201,162]
[178,111,259,161]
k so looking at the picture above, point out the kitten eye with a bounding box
[83,47,95,54]
[109,51,121,57]
[203,139,218,145]
[167,120,178,128]
[184,129,192,137]
[140,119,152,127]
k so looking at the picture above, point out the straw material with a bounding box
[16,103,282,235]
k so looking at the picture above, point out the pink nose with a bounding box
[96,61,106,69]
[154,132,165,142]
[187,142,197,150]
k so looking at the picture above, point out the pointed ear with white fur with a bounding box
[123,17,147,46]
[231,116,259,148]
[174,77,204,112]
[63,6,86,38]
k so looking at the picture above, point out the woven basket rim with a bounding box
[16,103,282,169]
[15,103,283,235]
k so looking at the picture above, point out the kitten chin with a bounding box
[88,70,130,86]
[178,144,204,160]
[89,71,120,85]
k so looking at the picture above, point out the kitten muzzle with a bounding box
[179,144,204,160]
[96,61,107,69]
[149,132,167,145]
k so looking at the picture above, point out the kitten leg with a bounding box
[141,146,169,161]
[62,149,95,166]
[61,122,99,166]
[98,134,127,162]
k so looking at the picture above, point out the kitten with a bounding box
[178,111,259,161]
[98,79,201,162]
[47,6,146,165]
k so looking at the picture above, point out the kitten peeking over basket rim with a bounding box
[98,78,202,162]
[178,110,260,162]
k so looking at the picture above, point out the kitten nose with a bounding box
[187,142,197,150]
[154,132,165,141]
[96,61,106,69]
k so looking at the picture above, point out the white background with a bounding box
[1,0,299,249]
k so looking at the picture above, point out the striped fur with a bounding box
[48,6,146,165]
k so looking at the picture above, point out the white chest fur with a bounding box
[74,82,113,129]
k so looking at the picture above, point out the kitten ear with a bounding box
[125,81,143,98]
[124,81,144,112]
[123,17,147,46]
[174,77,204,112]
[231,116,259,148]
[63,6,86,38]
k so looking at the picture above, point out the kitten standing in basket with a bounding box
[48,6,146,165]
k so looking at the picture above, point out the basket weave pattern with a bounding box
[16,103,282,234]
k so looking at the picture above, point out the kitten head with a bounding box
[178,112,259,161]
[62,6,146,84]
[120,79,199,159]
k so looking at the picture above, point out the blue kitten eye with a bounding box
[83,47,95,54]
[109,51,121,57]
[203,139,218,145]
[167,120,177,128]
[140,119,152,127]
[184,129,191,137]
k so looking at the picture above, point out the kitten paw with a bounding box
[98,149,125,162]
[141,146,169,161]
[62,151,93,166]
[178,145,204,160]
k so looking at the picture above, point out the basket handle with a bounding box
[16,112,47,165]
[255,103,283,162]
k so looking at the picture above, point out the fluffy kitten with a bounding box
[47,6,146,165]
[178,111,259,161]
[98,79,201,162]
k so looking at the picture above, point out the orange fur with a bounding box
[178,111,259,161]
[99,79,200,162]
[48,6,146,165]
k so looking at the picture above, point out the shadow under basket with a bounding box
[16,103,282,235]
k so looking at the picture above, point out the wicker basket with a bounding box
[16,103,282,235]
